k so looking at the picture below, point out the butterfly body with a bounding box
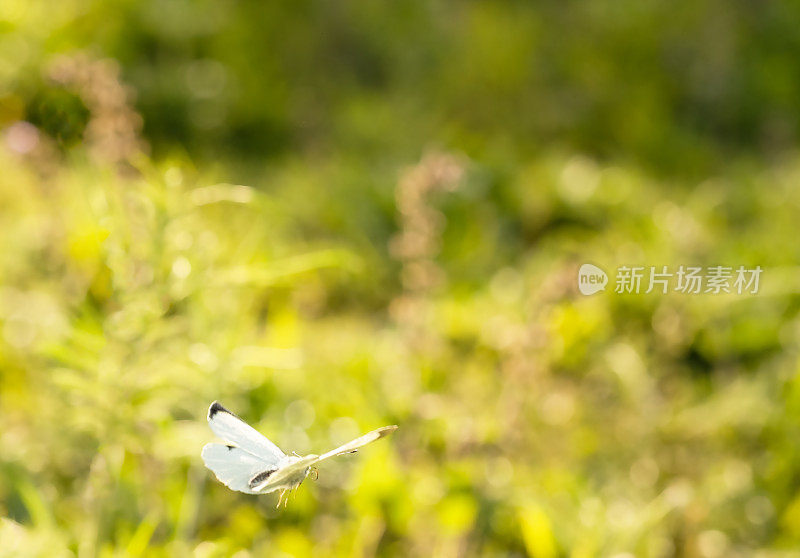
[201,401,396,506]
[250,454,316,493]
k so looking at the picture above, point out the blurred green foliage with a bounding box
[2,1,800,557]
[4,0,800,175]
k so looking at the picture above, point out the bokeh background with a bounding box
[3,1,800,556]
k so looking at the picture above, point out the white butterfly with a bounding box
[201,401,398,507]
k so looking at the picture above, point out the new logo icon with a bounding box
[578,263,608,295]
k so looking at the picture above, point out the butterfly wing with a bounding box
[201,443,278,494]
[248,426,398,493]
[203,402,398,496]
[206,401,287,466]
[317,425,398,463]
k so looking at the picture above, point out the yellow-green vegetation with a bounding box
[3,144,800,556]
[3,1,800,557]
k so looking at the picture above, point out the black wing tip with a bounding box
[208,401,230,420]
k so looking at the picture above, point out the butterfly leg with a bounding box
[276,489,286,509]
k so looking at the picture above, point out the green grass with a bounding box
[2,144,800,556]
[3,2,800,554]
